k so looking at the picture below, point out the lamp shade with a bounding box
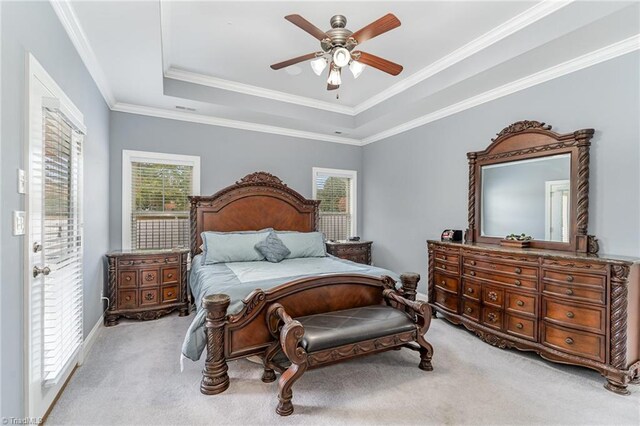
[327,67,342,86]
[349,61,366,79]
[310,57,327,76]
[332,47,351,68]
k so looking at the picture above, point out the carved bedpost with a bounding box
[179,251,190,316]
[400,273,420,302]
[465,152,477,243]
[201,294,230,395]
[189,197,199,258]
[605,265,631,395]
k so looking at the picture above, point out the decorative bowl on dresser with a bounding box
[325,240,372,265]
[428,120,640,394]
[105,248,190,326]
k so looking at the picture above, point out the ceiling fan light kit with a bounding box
[271,13,403,91]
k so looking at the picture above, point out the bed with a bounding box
[186,172,421,395]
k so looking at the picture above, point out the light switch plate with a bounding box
[13,211,26,236]
[18,169,26,194]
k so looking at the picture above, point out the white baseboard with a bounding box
[79,316,103,365]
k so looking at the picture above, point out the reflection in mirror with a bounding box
[481,154,571,242]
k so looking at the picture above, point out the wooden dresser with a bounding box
[428,240,640,394]
[105,249,190,326]
[326,240,372,265]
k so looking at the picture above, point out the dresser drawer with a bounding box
[140,269,160,287]
[162,286,179,303]
[542,298,606,334]
[462,299,481,322]
[542,269,605,289]
[434,261,459,274]
[433,247,460,264]
[541,322,605,363]
[505,292,537,316]
[542,282,605,305]
[162,267,179,284]
[434,272,459,294]
[119,271,137,288]
[461,280,481,301]
[118,290,137,310]
[117,255,180,267]
[463,257,537,278]
[482,285,504,308]
[505,314,537,341]
[464,267,537,290]
[434,289,459,313]
[481,307,503,331]
[139,288,159,306]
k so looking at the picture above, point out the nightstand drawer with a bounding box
[119,271,137,288]
[140,269,160,287]
[162,286,179,303]
[118,290,137,310]
[139,288,159,306]
[325,241,372,265]
[162,267,179,284]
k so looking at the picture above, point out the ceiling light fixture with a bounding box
[349,60,366,79]
[332,47,351,68]
[310,57,327,76]
[327,67,341,86]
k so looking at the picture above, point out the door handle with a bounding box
[33,265,51,278]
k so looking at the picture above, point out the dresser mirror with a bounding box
[466,121,598,253]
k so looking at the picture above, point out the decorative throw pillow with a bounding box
[255,232,291,263]
[276,231,326,259]
[201,229,272,264]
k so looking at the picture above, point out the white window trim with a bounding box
[122,150,201,249]
[312,167,358,238]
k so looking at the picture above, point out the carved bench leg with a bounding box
[418,340,434,371]
[277,362,307,416]
[262,341,280,383]
[201,294,230,395]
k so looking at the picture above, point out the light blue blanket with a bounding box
[181,255,400,361]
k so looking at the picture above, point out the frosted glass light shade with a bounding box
[349,61,366,79]
[327,68,342,86]
[310,57,327,76]
[332,47,351,68]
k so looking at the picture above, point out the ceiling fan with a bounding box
[271,13,403,90]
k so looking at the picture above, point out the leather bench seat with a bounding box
[296,305,416,352]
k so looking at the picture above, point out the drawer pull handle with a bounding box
[514,267,522,274]
[145,273,155,281]
[566,275,574,282]
[565,288,574,296]
[514,280,521,286]
[441,265,446,270]
[516,323,524,329]
[465,307,473,314]
[125,296,131,301]
[566,311,575,319]
[470,260,476,266]
[467,287,474,294]
[167,292,173,297]
[441,280,446,286]
[441,256,447,260]
[145,293,154,301]
[125,276,131,281]
[469,271,476,276]
[516,300,524,307]
[565,337,574,345]
[487,312,498,322]
[167,273,173,279]
[488,291,498,301]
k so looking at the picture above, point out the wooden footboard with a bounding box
[200,273,420,395]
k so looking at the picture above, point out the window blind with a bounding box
[130,162,193,249]
[42,106,84,386]
[314,173,353,240]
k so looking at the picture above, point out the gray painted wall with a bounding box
[108,112,364,249]
[1,1,110,417]
[363,52,640,292]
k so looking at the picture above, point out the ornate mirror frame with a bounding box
[465,120,598,254]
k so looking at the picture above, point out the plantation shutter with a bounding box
[130,162,193,249]
[42,103,84,386]
[314,171,353,240]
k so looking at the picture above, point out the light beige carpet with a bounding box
[47,313,639,425]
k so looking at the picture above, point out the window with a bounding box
[312,167,357,241]
[122,151,200,249]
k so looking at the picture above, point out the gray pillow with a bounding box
[201,229,272,264]
[276,231,326,259]
[255,232,291,263]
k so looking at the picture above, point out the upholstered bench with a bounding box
[264,288,434,416]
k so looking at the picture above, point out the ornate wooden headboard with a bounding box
[189,172,320,256]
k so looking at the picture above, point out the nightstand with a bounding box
[325,240,373,265]
[105,248,190,326]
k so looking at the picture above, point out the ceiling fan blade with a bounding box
[354,51,403,76]
[285,14,329,41]
[270,52,319,70]
[350,13,401,45]
[327,83,339,91]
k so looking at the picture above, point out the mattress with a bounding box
[181,254,400,361]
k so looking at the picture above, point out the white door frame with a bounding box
[544,179,570,241]
[24,53,86,419]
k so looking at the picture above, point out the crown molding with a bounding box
[49,0,115,108]
[353,0,573,114]
[164,68,356,116]
[111,102,362,146]
[362,34,640,145]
